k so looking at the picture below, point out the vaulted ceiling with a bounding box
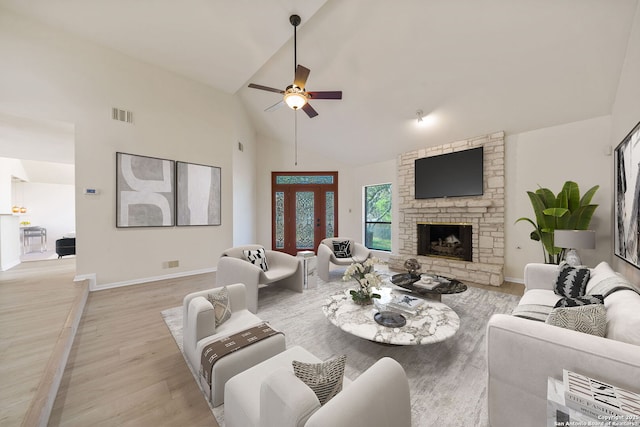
[1,0,637,165]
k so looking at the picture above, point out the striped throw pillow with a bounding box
[554,262,590,298]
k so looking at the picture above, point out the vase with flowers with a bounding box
[343,257,382,305]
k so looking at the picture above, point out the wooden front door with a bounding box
[272,172,338,255]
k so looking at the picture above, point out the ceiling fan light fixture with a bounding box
[284,86,308,109]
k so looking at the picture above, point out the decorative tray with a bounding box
[374,311,407,328]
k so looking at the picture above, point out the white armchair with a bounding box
[182,283,286,406]
[225,345,412,427]
[317,237,371,282]
[216,245,304,313]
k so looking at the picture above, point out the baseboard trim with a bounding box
[21,279,89,427]
[88,267,217,292]
[1,258,21,271]
[504,276,524,284]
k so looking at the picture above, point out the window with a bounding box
[364,183,391,251]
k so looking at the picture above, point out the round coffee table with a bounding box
[321,287,460,345]
[391,273,467,302]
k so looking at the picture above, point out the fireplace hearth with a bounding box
[417,223,472,262]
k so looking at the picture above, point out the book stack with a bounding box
[387,294,425,314]
[563,370,640,425]
[547,370,640,427]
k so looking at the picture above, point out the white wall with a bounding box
[231,99,258,246]
[0,8,242,287]
[611,3,640,284]
[504,116,613,280]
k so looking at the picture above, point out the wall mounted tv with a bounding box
[414,147,484,199]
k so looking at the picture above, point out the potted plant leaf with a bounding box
[516,181,599,264]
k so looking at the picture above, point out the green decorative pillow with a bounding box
[292,354,347,405]
[206,287,232,327]
[545,304,606,337]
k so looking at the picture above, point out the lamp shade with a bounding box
[554,230,596,249]
[284,92,307,110]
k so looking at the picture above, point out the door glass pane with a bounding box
[276,175,334,185]
[325,191,335,238]
[296,191,314,249]
[275,191,285,249]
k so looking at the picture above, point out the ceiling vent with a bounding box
[112,108,133,124]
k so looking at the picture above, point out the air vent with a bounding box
[111,108,133,124]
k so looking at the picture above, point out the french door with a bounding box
[272,172,338,255]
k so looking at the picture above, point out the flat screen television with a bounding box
[415,147,484,199]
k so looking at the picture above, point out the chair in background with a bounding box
[216,245,303,313]
[182,283,286,407]
[317,237,371,282]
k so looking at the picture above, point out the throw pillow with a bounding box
[554,294,604,308]
[554,262,590,298]
[206,287,232,327]
[332,240,352,258]
[545,304,606,337]
[292,354,347,405]
[243,247,269,272]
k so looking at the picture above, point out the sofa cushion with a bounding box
[293,354,347,405]
[206,287,232,327]
[244,247,269,272]
[554,262,590,298]
[554,294,604,308]
[332,240,352,258]
[545,304,607,337]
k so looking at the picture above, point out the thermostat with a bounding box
[84,188,99,195]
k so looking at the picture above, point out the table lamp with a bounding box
[554,230,596,266]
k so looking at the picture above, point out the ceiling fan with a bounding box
[248,14,342,118]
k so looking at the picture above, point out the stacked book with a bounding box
[387,294,425,314]
[563,370,640,424]
[547,370,640,426]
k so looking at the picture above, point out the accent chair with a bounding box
[317,237,371,282]
[216,244,303,313]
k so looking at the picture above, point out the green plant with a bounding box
[516,181,599,264]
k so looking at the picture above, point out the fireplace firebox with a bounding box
[417,223,472,262]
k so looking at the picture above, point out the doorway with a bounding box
[271,172,338,255]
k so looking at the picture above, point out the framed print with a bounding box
[116,152,175,227]
[614,120,640,269]
[176,161,221,226]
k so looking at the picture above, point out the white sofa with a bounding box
[216,245,304,313]
[224,345,411,427]
[182,283,286,406]
[317,237,371,282]
[486,261,640,427]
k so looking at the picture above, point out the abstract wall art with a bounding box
[614,120,640,269]
[176,161,221,226]
[116,152,175,227]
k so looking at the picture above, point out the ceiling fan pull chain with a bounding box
[294,110,298,166]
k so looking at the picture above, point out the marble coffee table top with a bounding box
[321,287,460,345]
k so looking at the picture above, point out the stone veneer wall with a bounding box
[389,132,505,286]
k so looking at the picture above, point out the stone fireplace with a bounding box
[389,132,505,286]
[418,223,473,262]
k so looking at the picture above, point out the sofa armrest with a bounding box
[260,368,320,427]
[307,357,411,427]
[486,313,640,427]
[523,263,559,291]
[217,256,262,285]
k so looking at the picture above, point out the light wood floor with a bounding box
[2,260,523,427]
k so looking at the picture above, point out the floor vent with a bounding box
[111,108,133,124]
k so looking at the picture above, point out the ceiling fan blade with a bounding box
[294,65,310,89]
[308,91,342,100]
[301,102,318,118]
[248,83,284,94]
[265,100,285,112]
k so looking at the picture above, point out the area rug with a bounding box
[161,270,520,426]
